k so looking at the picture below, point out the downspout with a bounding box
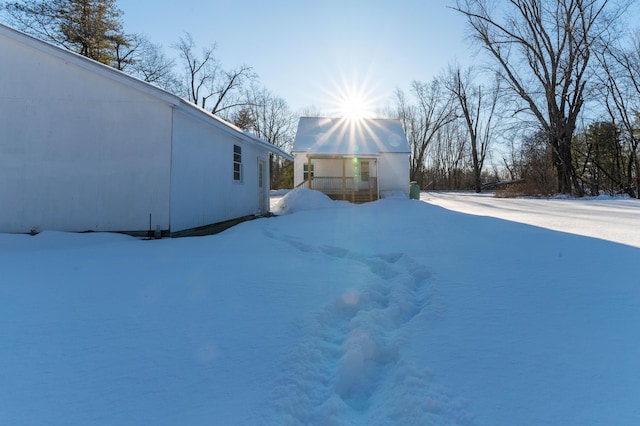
[167,105,175,236]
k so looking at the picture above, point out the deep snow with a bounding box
[1,189,639,425]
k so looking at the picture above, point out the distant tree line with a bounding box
[389,66,502,194]
[389,0,638,198]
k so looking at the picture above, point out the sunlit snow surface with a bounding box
[1,189,639,425]
[421,191,640,248]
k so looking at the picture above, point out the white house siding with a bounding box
[0,31,172,233]
[378,153,410,197]
[293,154,304,186]
[169,109,270,233]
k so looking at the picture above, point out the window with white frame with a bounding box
[233,144,242,181]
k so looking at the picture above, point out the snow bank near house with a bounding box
[272,188,349,214]
[381,190,408,199]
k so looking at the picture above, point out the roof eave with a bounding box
[174,99,292,161]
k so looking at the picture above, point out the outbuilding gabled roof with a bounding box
[293,117,410,156]
[0,23,292,161]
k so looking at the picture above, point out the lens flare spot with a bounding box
[196,341,219,365]
[342,289,360,305]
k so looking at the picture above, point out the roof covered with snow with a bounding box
[293,117,410,156]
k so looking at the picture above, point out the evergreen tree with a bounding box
[574,122,623,195]
[3,0,128,65]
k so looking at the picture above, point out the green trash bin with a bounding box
[409,181,420,200]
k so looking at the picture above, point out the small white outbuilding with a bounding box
[292,117,410,202]
[0,23,291,236]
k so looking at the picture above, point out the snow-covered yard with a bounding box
[421,191,640,248]
[1,190,639,425]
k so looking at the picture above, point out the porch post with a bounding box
[376,158,380,200]
[369,166,373,202]
[351,157,355,203]
[307,155,312,189]
[342,157,346,200]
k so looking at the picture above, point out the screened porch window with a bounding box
[303,163,314,181]
[361,161,370,181]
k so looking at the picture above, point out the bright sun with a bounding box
[324,72,379,119]
[339,94,372,119]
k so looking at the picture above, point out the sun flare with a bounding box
[339,94,373,120]
[323,71,380,120]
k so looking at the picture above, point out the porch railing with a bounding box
[311,177,353,192]
[303,176,378,202]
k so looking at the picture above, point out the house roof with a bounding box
[0,23,292,161]
[292,117,410,156]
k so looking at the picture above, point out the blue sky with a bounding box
[117,0,471,114]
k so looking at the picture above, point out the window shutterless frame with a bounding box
[233,144,242,181]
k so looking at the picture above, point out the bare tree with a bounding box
[593,29,640,197]
[298,105,322,118]
[173,33,216,107]
[394,79,457,187]
[445,65,500,192]
[453,0,627,195]
[2,0,66,43]
[505,129,557,196]
[235,85,296,188]
[432,119,468,189]
[173,32,256,116]
[113,34,178,92]
[240,85,295,150]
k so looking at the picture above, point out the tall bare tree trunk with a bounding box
[453,0,624,195]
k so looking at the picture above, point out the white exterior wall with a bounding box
[0,33,172,233]
[378,153,410,197]
[170,109,270,232]
[293,154,304,187]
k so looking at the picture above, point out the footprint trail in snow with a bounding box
[256,228,474,425]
